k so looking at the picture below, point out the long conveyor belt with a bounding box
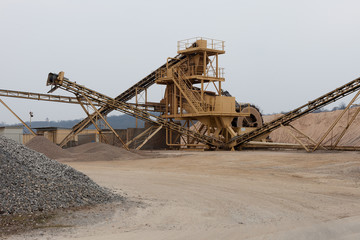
[47,73,223,148]
[58,54,187,147]
[0,89,165,110]
[0,89,101,106]
[228,76,360,148]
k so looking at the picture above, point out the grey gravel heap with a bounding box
[0,136,121,215]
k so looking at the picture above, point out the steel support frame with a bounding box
[0,88,101,106]
[135,87,147,128]
[76,96,109,145]
[281,124,310,152]
[313,90,360,151]
[57,55,186,148]
[125,125,155,148]
[331,105,360,149]
[136,125,163,150]
[59,109,104,147]
[0,98,36,136]
[287,124,327,150]
[228,76,360,149]
[81,94,129,151]
[47,74,222,148]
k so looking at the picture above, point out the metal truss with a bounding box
[58,54,187,147]
[228,77,360,149]
[46,72,224,148]
[0,89,100,106]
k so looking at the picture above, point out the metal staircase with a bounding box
[173,68,205,113]
[228,76,360,148]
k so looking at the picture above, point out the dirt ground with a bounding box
[7,150,360,240]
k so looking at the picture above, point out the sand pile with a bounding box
[67,142,142,161]
[25,136,73,159]
[0,136,121,215]
[264,107,360,146]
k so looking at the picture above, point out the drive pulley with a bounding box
[237,105,263,128]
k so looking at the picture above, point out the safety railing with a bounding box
[158,65,225,79]
[156,68,168,79]
[206,67,225,78]
[175,68,206,112]
[177,37,225,52]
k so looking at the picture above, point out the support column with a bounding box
[216,53,218,78]
[0,98,36,136]
[332,105,360,148]
[76,96,108,144]
[313,90,360,151]
[203,51,207,77]
[82,95,129,150]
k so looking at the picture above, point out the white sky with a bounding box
[0,0,360,124]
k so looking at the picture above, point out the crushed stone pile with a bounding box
[67,142,143,161]
[264,107,360,146]
[25,136,73,159]
[0,136,121,215]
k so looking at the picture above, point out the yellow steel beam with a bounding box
[313,90,360,151]
[0,88,100,106]
[46,72,222,147]
[136,125,163,150]
[0,98,36,136]
[229,76,360,149]
[76,96,109,145]
[125,126,155,148]
[58,54,187,148]
[81,94,129,151]
[281,124,310,152]
[332,105,360,148]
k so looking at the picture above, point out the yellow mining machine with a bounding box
[44,37,360,151]
[2,38,360,151]
[45,37,264,150]
[3,38,360,151]
[155,37,263,148]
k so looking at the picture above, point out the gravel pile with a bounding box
[25,136,73,159]
[67,142,143,161]
[0,136,121,215]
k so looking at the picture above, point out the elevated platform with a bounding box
[156,75,225,85]
[177,37,225,56]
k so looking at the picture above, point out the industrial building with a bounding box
[0,126,23,144]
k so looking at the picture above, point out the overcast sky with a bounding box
[1,0,360,124]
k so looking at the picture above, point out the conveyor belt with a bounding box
[0,89,100,106]
[47,73,223,148]
[228,77,360,148]
[59,54,187,147]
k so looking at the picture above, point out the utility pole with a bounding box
[29,111,33,127]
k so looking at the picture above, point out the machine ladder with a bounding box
[173,68,205,113]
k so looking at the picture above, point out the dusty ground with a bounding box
[6,150,360,240]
